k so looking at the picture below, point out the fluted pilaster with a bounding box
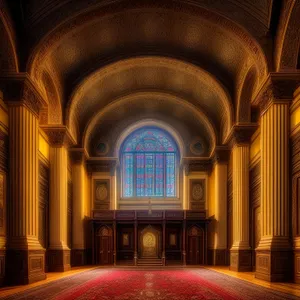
[49,147,69,250]
[7,103,46,284]
[42,126,75,272]
[9,106,40,247]
[230,144,252,271]
[70,149,87,266]
[212,163,227,265]
[256,102,291,281]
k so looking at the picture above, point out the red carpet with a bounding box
[1,269,299,300]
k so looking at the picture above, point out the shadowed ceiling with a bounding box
[2,0,299,157]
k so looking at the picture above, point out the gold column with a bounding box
[229,125,256,271]
[212,148,229,265]
[256,101,291,281]
[4,76,47,284]
[42,126,75,272]
[70,149,87,266]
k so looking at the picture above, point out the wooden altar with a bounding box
[90,210,210,266]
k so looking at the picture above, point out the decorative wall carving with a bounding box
[189,179,206,211]
[94,179,110,210]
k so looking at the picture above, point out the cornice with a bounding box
[252,72,300,115]
[182,157,212,175]
[40,125,76,148]
[225,123,258,147]
[69,147,89,164]
[0,73,47,117]
[86,157,118,175]
[212,146,231,165]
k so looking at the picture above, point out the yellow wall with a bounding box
[39,132,50,161]
[250,131,260,163]
[291,105,300,130]
[0,96,8,134]
[208,166,215,217]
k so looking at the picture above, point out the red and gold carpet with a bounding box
[1,268,299,300]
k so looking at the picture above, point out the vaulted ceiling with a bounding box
[1,0,300,157]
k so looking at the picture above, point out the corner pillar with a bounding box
[230,125,256,271]
[211,147,230,265]
[255,78,293,282]
[3,76,47,284]
[69,149,88,266]
[43,126,75,272]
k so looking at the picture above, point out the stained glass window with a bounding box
[122,127,177,198]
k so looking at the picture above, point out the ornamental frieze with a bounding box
[0,74,46,116]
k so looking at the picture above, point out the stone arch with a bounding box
[82,92,218,157]
[237,66,258,123]
[0,9,18,72]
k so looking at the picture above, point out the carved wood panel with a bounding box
[189,179,205,210]
[94,179,110,210]
[38,161,49,249]
[250,162,261,268]
[67,180,73,249]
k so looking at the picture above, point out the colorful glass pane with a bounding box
[122,127,177,198]
[123,154,133,197]
[123,128,176,152]
[166,153,175,197]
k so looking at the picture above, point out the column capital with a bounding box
[212,146,230,165]
[227,124,257,147]
[41,125,76,148]
[0,73,47,117]
[182,158,212,175]
[253,72,300,114]
[69,148,89,164]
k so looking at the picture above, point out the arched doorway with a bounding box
[97,226,113,265]
[187,226,204,265]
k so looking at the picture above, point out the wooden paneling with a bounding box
[67,180,72,249]
[292,132,300,282]
[249,162,261,269]
[38,161,49,250]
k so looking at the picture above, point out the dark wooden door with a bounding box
[188,236,200,265]
[99,236,112,265]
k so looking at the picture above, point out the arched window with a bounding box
[121,127,178,198]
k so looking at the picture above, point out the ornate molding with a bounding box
[69,148,89,164]
[253,73,300,114]
[212,146,230,164]
[226,124,258,147]
[182,158,212,175]
[0,74,46,116]
[40,125,76,148]
[86,157,118,175]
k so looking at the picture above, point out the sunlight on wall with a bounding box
[291,105,300,130]
[39,132,50,161]
[208,167,215,217]
[250,131,260,163]
[0,95,8,134]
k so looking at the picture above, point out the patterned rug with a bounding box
[1,268,299,300]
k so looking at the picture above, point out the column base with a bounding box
[230,249,252,271]
[48,249,71,272]
[256,249,292,282]
[210,249,227,265]
[0,249,5,286]
[71,249,86,266]
[294,249,300,283]
[6,249,46,285]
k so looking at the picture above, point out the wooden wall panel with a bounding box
[249,162,261,270]
[292,132,300,283]
[0,130,8,286]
